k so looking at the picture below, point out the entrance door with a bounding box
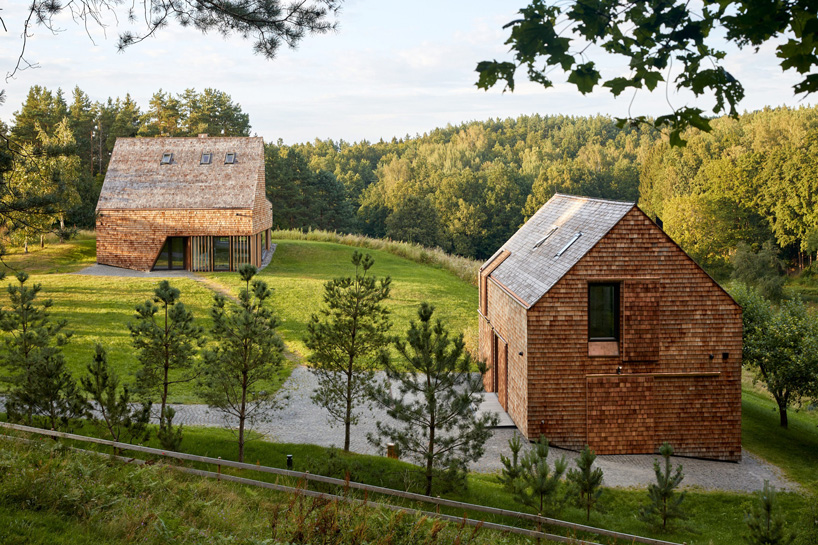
[493,332,508,411]
[153,237,187,270]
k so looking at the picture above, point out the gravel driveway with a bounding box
[164,366,797,493]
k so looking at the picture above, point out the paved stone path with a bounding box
[164,366,797,492]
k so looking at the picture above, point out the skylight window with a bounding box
[201,152,212,165]
[160,152,173,165]
[533,227,558,249]
[224,152,236,164]
[555,232,582,257]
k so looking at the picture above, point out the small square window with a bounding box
[201,152,212,165]
[160,152,173,165]
[224,152,236,164]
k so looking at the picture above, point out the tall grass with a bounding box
[0,435,528,545]
[271,229,481,286]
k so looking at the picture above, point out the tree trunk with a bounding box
[425,413,435,496]
[238,371,248,463]
[24,238,28,253]
[779,405,788,428]
[40,234,44,248]
[161,363,170,428]
[344,365,353,452]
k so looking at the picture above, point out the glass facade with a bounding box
[153,237,187,270]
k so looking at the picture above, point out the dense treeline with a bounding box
[1,86,250,242]
[269,116,652,259]
[4,84,818,277]
[270,107,818,275]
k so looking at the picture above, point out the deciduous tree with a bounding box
[477,1,818,145]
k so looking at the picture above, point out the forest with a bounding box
[3,84,818,280]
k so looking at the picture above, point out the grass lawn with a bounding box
[0,231,97,274]
[0,237,477,402]
[205,240,478,358]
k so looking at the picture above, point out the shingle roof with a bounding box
[484,194,634,308]
[96,136,265,210]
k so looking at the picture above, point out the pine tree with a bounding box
[198,265,285,462]
[513,435,568,516]
[368,302,499,496]
[498,432,524,492]
[567,445,604,522]
[640,442,686,530]
[745,481,795,545]
[128,280,203,450]
[0,271,83,429]
[81,344,150,448]
[305,251,391,452]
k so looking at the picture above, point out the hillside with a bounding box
[0,234,477,402]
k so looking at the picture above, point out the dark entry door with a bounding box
[153,237,187,270]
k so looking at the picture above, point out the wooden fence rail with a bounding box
[0,421,683,545]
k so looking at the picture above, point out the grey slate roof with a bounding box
[485,194,634,308]
[96,136,264,210]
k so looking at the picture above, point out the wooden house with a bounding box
[479,194,742,461]
[95,136,272,272]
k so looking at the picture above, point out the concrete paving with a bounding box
[163,366,798,493]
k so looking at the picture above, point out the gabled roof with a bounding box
[96,136,265,210]
[483,194,634,308]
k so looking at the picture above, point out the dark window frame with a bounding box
[201,152,212,164]
[152,237,187,271]
[160,152,173,165]
[224,152,236,164]
[588,282,620,342]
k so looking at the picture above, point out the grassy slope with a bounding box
[0,237,476,402]
[205,240,477,358]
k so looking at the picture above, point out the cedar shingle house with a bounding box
[479,194,742,461]
[95,136,272,272]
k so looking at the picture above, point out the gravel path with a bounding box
[165,366,797,493]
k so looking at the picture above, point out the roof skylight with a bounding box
[160,152,173,165]
[555,232,582,257]
[225,152,236,164]
[533,227,558,249]
[201,152,212,165]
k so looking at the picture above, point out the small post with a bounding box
[217,456,222,480]
[286,454,293,470]
[386,443,398,459]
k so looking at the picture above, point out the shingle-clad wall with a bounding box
[96,208,257,271]
[487,205,742,461]
[481,278,529,437]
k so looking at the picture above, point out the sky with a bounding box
[0,0,811,144]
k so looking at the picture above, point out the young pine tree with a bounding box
[305,251,391,452]
[567,445,604,522]
[128,280,203,450]
[745,481,795,545]
[368,302,499,496]
[198,265,285,463]
[81,344,151,447]
[0,271,84,429]
[513,435,568,516]
[498,432,525,492]
[640,442,686,530]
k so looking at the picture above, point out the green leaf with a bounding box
[567,62,600,94]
